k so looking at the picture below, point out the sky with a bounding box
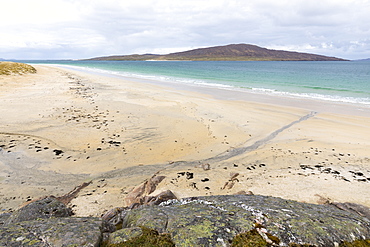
[1,0,370,60]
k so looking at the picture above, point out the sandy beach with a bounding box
[1,65,369,217]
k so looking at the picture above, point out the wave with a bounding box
[270,91,370,105]
[300,85,366,95]
[59,64,235,89]
[54,64,370,106]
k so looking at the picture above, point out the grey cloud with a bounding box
[1,0,370,59]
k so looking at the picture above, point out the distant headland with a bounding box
[85,43,347,61]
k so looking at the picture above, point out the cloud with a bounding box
[1,0,370,59]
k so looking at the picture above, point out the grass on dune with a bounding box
[0,61,37,75]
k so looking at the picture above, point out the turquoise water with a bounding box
[26,60,370,105]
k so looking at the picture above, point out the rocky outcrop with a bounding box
[119,195,370,246]
[5,197,72,225]
[124,175,167,206]
[0,217,103,247]
[1,194,370,246]
[330,202,370,221]
[1,197,103,246]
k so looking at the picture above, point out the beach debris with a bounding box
[297,163,370,183]
[186,172,194,179]
[177,171,194,180]
[177,172,184,177]
[194,163,211,170]
[246,164,256,170]
[53,149,64,156]
[190,182,198,190]
[202,163,211,170]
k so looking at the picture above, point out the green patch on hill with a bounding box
[0,61,37,75]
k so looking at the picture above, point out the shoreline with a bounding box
[1,65,369,217]
[52,63,370,118]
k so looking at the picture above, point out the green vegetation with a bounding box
[0,62,37,75]
[288,244,317,247]
[103,227,175,247]
[231,229,271,247]
[231,229,370,247]
[339,239,370,247]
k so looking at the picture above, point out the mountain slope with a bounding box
[86,44,346,61]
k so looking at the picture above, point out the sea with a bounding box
[23,60,370,106]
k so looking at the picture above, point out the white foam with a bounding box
[53,64,370,106]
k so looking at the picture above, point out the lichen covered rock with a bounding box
[0,217,103,247]
[107,227,143,244]
[5,196,72,225]
[104,226,175,247]
[121,195,370,246]
[1,194,369,246]
[0,213,11,226]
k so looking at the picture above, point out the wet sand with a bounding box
[1,65,369,216]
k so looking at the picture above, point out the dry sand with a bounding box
[0,65,369,217]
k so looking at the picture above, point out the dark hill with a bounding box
[86,44,346,61]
